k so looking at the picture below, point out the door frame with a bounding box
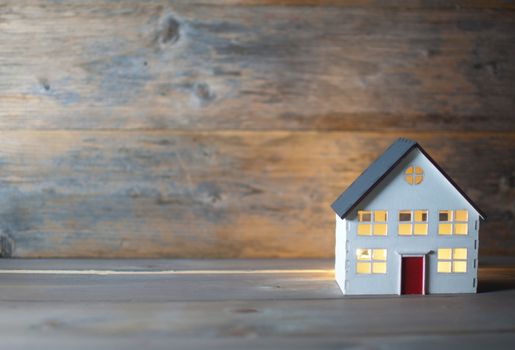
[398,254,426,295]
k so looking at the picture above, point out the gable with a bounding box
[349,148,483,219]
[331,138,485,220]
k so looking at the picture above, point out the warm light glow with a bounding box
[372,249,387,261]
[356,249,387,274]
[438,209,468,235]
[356,262,371,274]
[438,223,452,235]
[453,261,467,273]
[372,262,386,274]
[405,166,423,185]
[357,224,372,236]
[373,224,387,236]
[453,248,467,260]
[438,248,452,260]
[414,210,427,222]
[454,210,468,222]
[437,261,452,273]
[374,210,387,222]
[358,210,388,236]
[356,248,371,260]
[454,223,468,235]
[414,223,428,235]
[438,248,467,274]
[398,223,412,235]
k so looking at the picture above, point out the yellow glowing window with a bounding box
[405,165,423,185]
[453,210,468,235]
[398,223,412,235]
[357,210,388,236]
[374,210,387,222]
[454,210,468,222]
[356,249,387,274]
[357,210,372,236]
[398,210,428,236]
[438,210,468,235]
[437,248,467,273]
[414,210,428,235]
[438,223,452,235]
[398,210,412,235]
[454,223,468,235]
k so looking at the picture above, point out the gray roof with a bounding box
[330,138,486,219]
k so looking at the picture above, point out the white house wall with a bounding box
[336,148,480,295]
[335,215,347,293]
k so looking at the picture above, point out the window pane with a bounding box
[374,210,387,222]
[358,211,372,222]
[399,211,412,222]
[454,223,468,235]
[372,249,387,261]
[405,166,414,175]
[356,248,371,260]
[415,175,423,184]
[414,210,428,222]
[438,261,452,273]
[372,262,387,274]
[373,224,387,236]
[398,223,412,235]
[415,166,423,174]
[439,210,451,221]
[356,262,371,274]
[453,248,467,260]
[438,248,452,260]
[357,224,372,236]
[453,261,467,273]
[454,210,468,222]
[438,223,452,235]
[414,224,428,235]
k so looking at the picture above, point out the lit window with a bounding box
[404,166,423,185]
[438,210,468,236]
[356,249,387,274]
[398,210,412,236]
[357,210,388,236]
[437,248,467,273]
[414,210,428,235]
[398,210,428,236]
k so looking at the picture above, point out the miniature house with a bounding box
[331,138,485,295]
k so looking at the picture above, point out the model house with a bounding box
[331,138,485,295]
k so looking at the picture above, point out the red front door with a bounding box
[401,257,424,295]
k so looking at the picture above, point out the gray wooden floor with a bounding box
[0,259,514,349]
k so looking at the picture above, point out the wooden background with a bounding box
[0,0,513,258]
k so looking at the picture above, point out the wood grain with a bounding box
[0,131,512,258]
[1,1,514,131]
[0,1,514,257]
[0,259,514,349]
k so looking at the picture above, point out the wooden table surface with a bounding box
[0,259,514,349]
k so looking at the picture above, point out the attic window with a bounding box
[404,166,423,185]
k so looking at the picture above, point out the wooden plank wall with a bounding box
[0,0,513,258]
